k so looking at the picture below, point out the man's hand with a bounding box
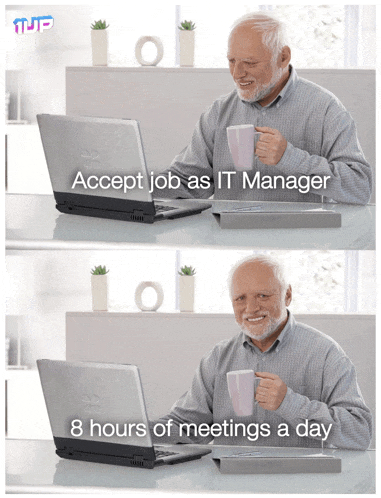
[255,126,287,166]
[255,372,287,411]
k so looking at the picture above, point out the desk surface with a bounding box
[6,194,375,250]
[6,439,375,494]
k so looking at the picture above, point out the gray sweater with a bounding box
[153,313,372,449]
[153,66,372,205]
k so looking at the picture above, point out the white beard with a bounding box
[238,311,287,342]
[236,65,285,103]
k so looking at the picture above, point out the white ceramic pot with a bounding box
[91,274,108,311]
[179,30,195,67]
[91,29,108,66]
[135,36,164,66]
[134,281,164,312]
[179,275,195,312]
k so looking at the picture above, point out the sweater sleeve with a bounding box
[275,350,372,450]
[275,103,372,205]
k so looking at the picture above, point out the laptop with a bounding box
[37,359,211,469]
[37,114,211,224]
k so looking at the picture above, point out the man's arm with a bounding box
[151,104,217,200]
[256,105,372,205]
[256,354,372,450]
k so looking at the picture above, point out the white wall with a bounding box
[6,6,92,122]
[5,5,176,123]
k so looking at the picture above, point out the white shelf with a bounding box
[6,120,29,125]
[5,367,29,378]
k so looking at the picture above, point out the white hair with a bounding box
[228,254,289,299]
[228,12,288,57]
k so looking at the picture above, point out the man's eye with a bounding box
[235,296,245,301]
[258,294,269,299]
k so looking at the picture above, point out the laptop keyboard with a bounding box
[154,203,177,213]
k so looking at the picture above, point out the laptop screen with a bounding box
[37,360,154,448]
[37,114,153,203]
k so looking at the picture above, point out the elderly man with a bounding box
[153,256,372,449]
[153,12,371,204]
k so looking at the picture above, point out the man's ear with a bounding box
[285,285,292,306]
[280,46,291,68]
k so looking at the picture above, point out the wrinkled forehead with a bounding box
[228,23,271,58]
[228,22,267,52]
[231,262,282,293]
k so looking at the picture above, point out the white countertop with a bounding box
[6,439,375,494]
[6,194,375,250]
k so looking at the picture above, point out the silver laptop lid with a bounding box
[37,359,153,448]
[37,114,152,202]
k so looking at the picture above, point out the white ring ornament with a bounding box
[134,281,164,311]
[135,36,164,66]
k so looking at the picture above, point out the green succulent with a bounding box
[178,20,196,31]
[91,265,109,275]
[178,265,196,276]
[91,20,109,30]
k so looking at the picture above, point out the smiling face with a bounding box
[227,23,290,105]
[231,261,292,347]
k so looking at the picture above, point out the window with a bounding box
[178,249,375,314]
[178,4,376,68]
[8,5,370,70]
[6,249,375,316]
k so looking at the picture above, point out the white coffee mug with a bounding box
[227,125,261,171]
[227,369,257,416]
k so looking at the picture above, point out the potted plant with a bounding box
[178,265,196,312]
[91,19,109,66]
[178,20,196,67]
[91,265,109,311]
